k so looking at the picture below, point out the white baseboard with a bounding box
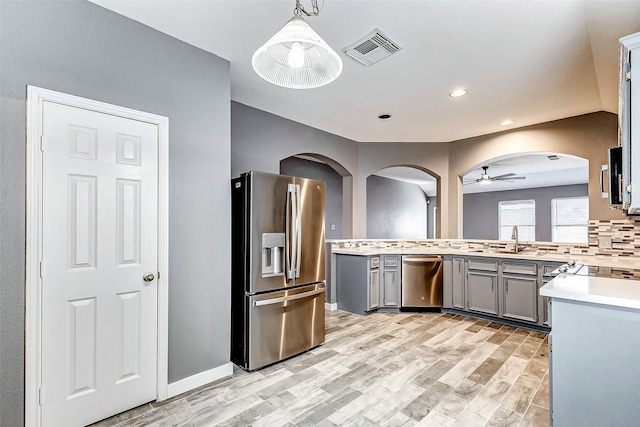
[325,302,337,311]
[166,362,234,399]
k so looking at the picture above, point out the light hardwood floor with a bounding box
[93,310,550,427]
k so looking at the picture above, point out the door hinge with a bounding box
[39,262,44,278]
[157,271,160,280]
[40,135,45,152]
[38,388,44,405]
[626,70,631,81]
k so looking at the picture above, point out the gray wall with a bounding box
[280,157,344,239]
[367,175,428,239]
[0,2,231,425]
[231,101,359,237]
[463,184,588,241]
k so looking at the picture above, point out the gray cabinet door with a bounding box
[452,258,465,309]
[369,268,380,310]
[502,276,538,323]
[380,256,400,307]
[540,280,550,326]
[382,268,400,306]
[467,271,498,315]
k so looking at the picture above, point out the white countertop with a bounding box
[331,246,640,269]
[540,274,640,310]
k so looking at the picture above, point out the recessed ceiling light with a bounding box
[449,89,468,98]
[378,114,391,120]
[500,120,515,126]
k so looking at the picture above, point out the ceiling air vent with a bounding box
[342,29,402,66]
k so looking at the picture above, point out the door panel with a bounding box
[248,171,293,293]
[41,101,158,426]
[295,177,326,286]
[467,272,498,315]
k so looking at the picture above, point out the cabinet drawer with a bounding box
[370,257,380,268]
[384,256,398,267]
[542,264,560,277]
[502,262,537,276]
[468,259,498,272]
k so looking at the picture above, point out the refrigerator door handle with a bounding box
[253,288,325,307]
[286,183,297,280]
[295,184,302,278]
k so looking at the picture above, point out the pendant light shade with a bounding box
[252,16,343,89]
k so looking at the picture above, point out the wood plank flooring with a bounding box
[93,310,550,427]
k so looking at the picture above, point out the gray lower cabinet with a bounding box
[336,254,379,315]
[502,261,538,323]
[452,257,466,309]
[539,264,560,327]
[369,267,380,310]
[502,275,537,322]
[467,271,498,315]
[381,256,400,307]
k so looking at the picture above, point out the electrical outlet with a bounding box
[330,224,336,230]
[598,237,612,249]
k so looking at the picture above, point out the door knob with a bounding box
[143,272,155,282]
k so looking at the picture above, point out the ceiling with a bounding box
[90,0,640,144]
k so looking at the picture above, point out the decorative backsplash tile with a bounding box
[588,218,640,257]
[331,218,640,258]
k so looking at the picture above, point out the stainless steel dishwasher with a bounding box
[401,256,443,308]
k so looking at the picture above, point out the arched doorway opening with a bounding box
[367,166,439,239]
[280,153,352,239]
[460,152,589,243]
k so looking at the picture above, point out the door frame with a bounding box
[25,86,170,426]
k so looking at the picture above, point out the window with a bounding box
[499,200,535,241]
[551,196,588,243]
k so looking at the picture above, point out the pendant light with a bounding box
[252,0,343,89]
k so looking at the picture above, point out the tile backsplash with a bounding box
[588,218,640,257]
[331,218,640,258]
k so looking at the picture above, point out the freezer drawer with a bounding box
[247,283,325,370]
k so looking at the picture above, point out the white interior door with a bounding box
[40,101,159,427]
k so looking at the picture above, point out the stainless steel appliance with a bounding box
[401,256,443,308]
[602,146,623,206]
[231,171,326,371]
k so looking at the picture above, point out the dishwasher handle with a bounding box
[402,256,443,264]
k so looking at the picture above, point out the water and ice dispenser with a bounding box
[261,233,285,277]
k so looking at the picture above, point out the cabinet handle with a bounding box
[505,282,508,294]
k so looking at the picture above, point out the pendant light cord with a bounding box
[294,0,323,17]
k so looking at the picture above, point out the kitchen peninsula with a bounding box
[330,238,640,330]
[540,274,640,425]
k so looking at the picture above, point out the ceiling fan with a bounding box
[464,165,526,185]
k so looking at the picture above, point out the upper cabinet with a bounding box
[619,32,640,214]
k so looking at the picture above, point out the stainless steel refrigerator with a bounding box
[231,171,326,371]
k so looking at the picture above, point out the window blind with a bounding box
[551,196,588,243]
[498,200,535,241]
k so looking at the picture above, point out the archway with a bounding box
[459,152,589,242]
[279,153,353,239]
[366,165,440,239]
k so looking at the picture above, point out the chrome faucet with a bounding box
[511,225,519,253]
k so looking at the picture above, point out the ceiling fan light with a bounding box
[252,16,343,89]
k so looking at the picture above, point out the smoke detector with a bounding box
[342,29,401,66]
